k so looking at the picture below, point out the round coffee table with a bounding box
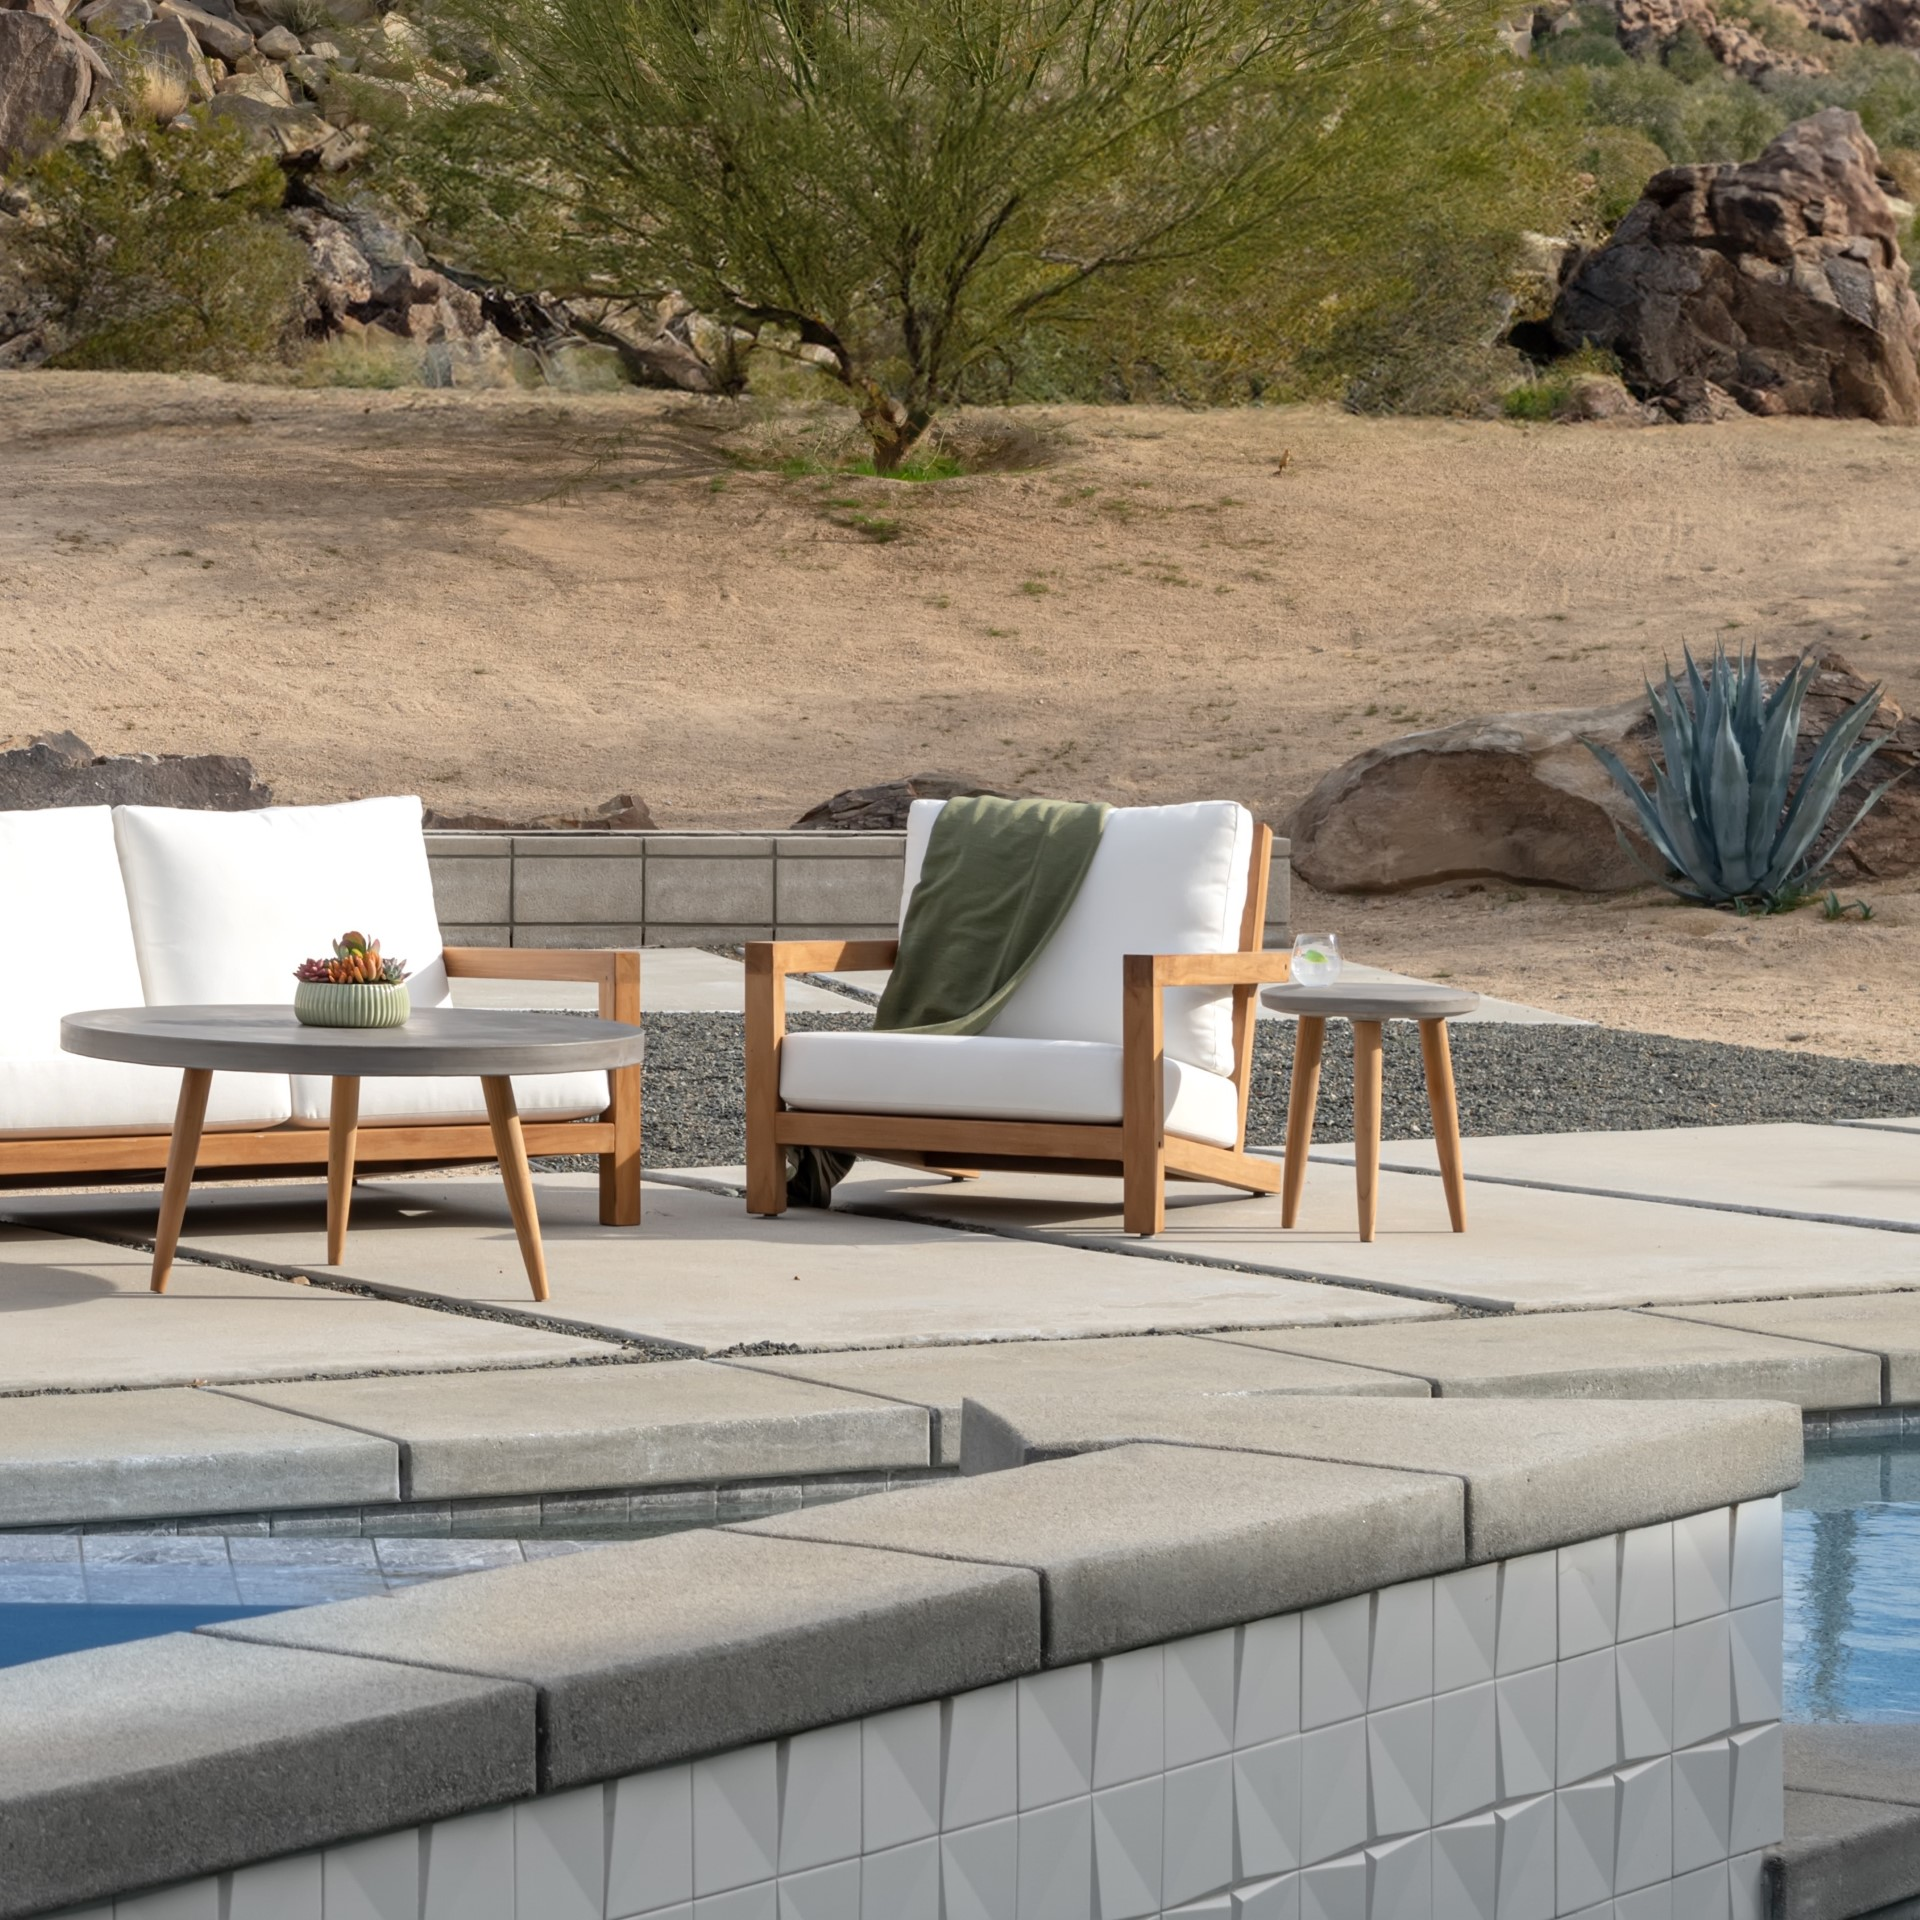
[61,1006,646,1302]
[1260,980,1479,1243]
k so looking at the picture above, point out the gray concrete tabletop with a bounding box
[1259,980,1481,1021]
[61,1004,645,1077]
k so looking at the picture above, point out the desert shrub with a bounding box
[8,113,303,373]
[1500,344,1625,418]
[295,330,430,387]
[1580,124,1676,225]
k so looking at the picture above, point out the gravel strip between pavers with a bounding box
[606,1012,1920,1168]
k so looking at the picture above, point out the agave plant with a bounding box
[1584,648,1895,912]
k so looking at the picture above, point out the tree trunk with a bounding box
[856,381,931,473]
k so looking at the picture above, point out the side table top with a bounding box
[62,1005,645,1077]
[1261,981,1481,1021]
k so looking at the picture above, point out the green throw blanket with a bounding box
[787,795,1111,1206]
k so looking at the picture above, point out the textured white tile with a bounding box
[946,1683,1020,1831]
[1167,1629,1239,1768]
[1301,1720,1370,1867]
[1730,1603,1784,1728]
[637,1908,693,1920]
[1432,1682,1496,1827]
[1434,1568,1498,1695]
[1163,1902,1233,1918]
[114,1884,221,1920]
[1672,1616,1733,1750]
[864,1703,941,1853]
[1370,1581,1434,1711]
[1235,1874,1301,1920]
[1558,1538,1619,1659]
[695,1744,780,1896]
[1557,1648,1619,1786]
[1614,1885,1672,1920]
[1092,1776,1163,1920]
[1163,1757,1235,1908]
[1556,1779,1616,1913]
[779,1723,862,1874]
[1094,1647,1165,1789]
[229,1851,324,1920]
[1304,1597,1372,1730]
[1673,1511,1732,1627]
[1668,1862,1729,1920]
[1673,1740,1733,1875]
[610,1765,695,1916]
[1729,1725,1784,1856]
[1367,1701,1432,1839]
[517,1784,606,1920]
[694,1885,777,1920]
[1616,1632,1673,1765]
[1614,1759,1672,1895]
[422,1809,512,1920]
[1617,1525,1674,1645]
[1495,1554,1557,1677]
[1235,1737,1302,1880]
[1495,1667,1556,1800]
[322,1829,420,1920]
[1300,1853,1367,1920]
[1238,1615,1303,1748]
[1367,1831,1431,1920]
[859,1839,937,1920]
[778,1858,861,1920]
[1017,1794,1093,1920]
[1728,1848,1766,1920]
[1494,1793,1555,1920]
[942,1816,1020,1920]
[1021,1667,1096,1810]
[1431,1813,1496,1920]
[1730,1499,1782,1610]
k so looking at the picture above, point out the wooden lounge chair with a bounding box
[745,800,1289,1235]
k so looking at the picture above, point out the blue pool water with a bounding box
[0,1603,285,1669]
[1785,1430,1920,1722]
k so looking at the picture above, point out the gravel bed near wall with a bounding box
[622,1011,1920,1167]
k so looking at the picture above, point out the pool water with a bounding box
[1785,1430,1920,1722]
[0,1603,285,1668]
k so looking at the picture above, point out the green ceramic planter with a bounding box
[293,981,411,1029]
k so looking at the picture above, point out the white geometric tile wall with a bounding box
[56,1499,1785,1920]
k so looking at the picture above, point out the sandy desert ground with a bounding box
[5,370,1920,1058]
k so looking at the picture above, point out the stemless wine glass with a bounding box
[1290,931,1343,985]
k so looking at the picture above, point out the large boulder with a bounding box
[0,732,271,809]
[791,772,1018,831]
[0,11,92,163]
[1552,109,1920,423]
[422,794,657,831]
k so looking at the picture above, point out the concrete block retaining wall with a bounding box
[425,832,1295,950]
[33,1499,1783,1920]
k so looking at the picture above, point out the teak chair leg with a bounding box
[1420,1018,1467,1233]
[1122,954,1166,1236]
[599,1062,642,1228]
[745,953,788,1216]
[1352,1020,1385,1244]
[151,1067,212,1294]
[1282,1016,1325,1229]
[326,1075,360,1266]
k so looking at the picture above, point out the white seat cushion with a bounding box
[288,1070,609,1129]
[901,800,1253,1074]
[0,807,285,1133]
[779,1031,1241,1148]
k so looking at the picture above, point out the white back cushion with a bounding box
[114,797,449,1008]
[899,800,1252,1073]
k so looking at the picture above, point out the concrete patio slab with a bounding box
[1838,1115,1920,1135]
[1318,1121,1920,1232]
[1653,1293,1920,1404]
[12,1175,1442,1352]
[953,1392,1802,1561]
[1205,1309,1881,1407]
[833,1158,1920,1314]
[211,1528,1040,1786]
[0,1633,534,1918]
[0,1386,398,1528]
[0,1226,615,1394]
[217,1360,930,1499]
[742,1441,1464,1665]
[728,1331,1430,1467]
[450,946,860,1013]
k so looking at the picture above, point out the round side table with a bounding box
[1259,981,1479,1243]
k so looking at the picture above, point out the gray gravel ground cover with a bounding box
[616,1012,1920,1167]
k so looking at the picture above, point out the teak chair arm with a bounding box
[745,939,901,978]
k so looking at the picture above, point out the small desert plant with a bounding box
[295,931,410,985]
[124,59,192,127]
[1584,648,1896,912]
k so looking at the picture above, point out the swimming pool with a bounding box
[1785,1425,1920,1722]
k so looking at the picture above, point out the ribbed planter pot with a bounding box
[293,981,411,1029]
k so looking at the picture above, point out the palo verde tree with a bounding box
[406,0,1554,466]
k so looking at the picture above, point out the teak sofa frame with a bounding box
[745,825,1288,1236]
[0,948,643,1227]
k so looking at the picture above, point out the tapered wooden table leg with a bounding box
[482,1075,550,1303]
[326,1075,360,1265]
[151,1068,212,1294]
[1282,1016,1326,1229]
[1352,1020,1384,1244]
[1420,1018,1467,1233]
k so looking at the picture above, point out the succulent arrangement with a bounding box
[1584,647,1896,914]
[294,931,409,987]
